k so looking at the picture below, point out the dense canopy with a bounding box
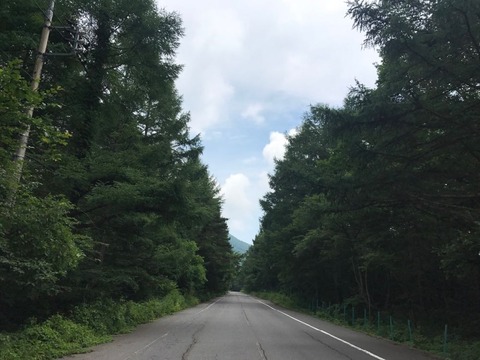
[241,0,480,337]
[0,0,235,327]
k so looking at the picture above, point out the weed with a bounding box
[0,290,197,360]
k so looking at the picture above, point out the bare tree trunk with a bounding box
[12,0,55,185]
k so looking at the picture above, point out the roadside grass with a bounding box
[250,291,480,360]
[0,290,199,360]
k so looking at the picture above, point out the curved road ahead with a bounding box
[62,292,436,360]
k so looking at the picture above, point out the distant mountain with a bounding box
[229,234,250,254]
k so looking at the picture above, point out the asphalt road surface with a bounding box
[61,292,437,360]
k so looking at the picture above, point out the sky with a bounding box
[158,0,380,244]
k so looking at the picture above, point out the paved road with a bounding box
[61,292,437,360]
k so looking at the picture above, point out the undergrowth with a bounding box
[0,290,198,360]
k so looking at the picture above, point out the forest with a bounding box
[2,0,480,357]
[241,0,480,339]
[0,0,236,330]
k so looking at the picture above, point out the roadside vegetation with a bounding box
[0,1,236,356]
[2,1,480,359]
[251,291,480,360]
[241,2,480,360]
[0,290,197,360]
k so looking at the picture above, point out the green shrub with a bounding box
[0,315,106,360]
[0,290,198,359]
[448,341,480,360]
[72,299,129,335]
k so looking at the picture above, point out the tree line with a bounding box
[240,0,480,336]
[0,0,236,329]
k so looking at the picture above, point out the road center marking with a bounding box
[257,300,386,360]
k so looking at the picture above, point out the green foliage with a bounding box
[0,0,42,66]
[242,0,480,356]
[0,290,196,360]
[0,61,70,170]
[0,62,40,158]
[449,341,480,360]
[0,189,88,326]
[0,192,84,297]
[0,0,234,334]
[0,62,87,326]
[0,315,105,360]
[71,289,189,335]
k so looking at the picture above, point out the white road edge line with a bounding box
[257,300,386,360]
[122,332,169,360]
[133,332,169,354]
[193,296,223,315]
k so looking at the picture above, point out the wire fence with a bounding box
[309,301,453,358]
[253,292,480,359]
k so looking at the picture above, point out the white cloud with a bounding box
[191,7,245,55]
[257,170,271,194]
[217,129,297,242]
[158,0,379,242]
[179,71,234,135]
[287,128,298,137]
[262,129,297,165]
[220,171,271,242]
[263,132,288,165]
[241,103,265,124]
[162,0,379,135]
[221,173,253,234]
[221,173,251,210]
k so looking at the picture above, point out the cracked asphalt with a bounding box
[60,292,438,360]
